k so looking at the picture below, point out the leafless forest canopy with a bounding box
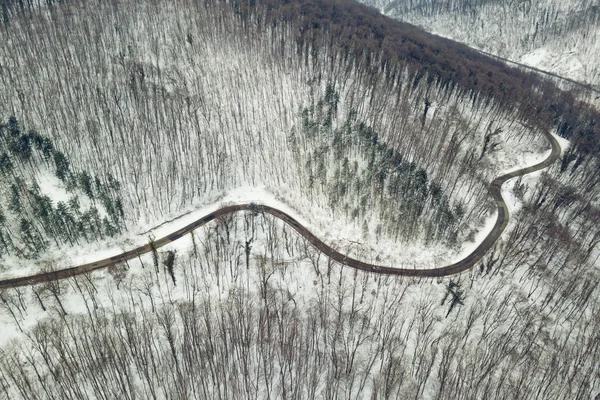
[0,205,599,398]
[0,0,598,399]
[0,0,552,266]
[360,0,600,87]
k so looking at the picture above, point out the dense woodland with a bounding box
[361,0,600,88]
[232,0,600,157]
[0,117,124,258]
[299,87,465,245]
[0,0,548,268]
[0,0,598,399]
[2,0,599,157]
[0,199,597,399]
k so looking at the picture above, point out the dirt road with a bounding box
[0,130,560,288]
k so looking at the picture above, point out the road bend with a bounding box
[0,130,560,289]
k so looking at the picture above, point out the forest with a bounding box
[361,0,600,89]
[0,0,597,398]
[0,117,124,258]
[0,0,553,269]
[238,0,600,157]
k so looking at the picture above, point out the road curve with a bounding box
[0,130,560,289]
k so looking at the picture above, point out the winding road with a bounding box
[0,130,560,289]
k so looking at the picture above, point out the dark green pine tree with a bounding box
[9,183,21,213]
[40,136,54,162]
[0,207,7,253]
[56,201,77,245]
[0,152,13,175]
[53,150,70,181]
[163,250,177,285]
[115,198,124,219]
[103,217,117,237]
[7,116,19,138]
[20,218,42,255]
[12,133,32,161]
[77,171,94,199]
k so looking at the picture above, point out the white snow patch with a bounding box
[34,171,72,204]
[551,131,571,155]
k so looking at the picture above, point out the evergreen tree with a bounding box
[12,133,32,161]
[53,150,70,181]
[7,116,19,137]
[77,171,94,199]
[20,218,43,254]
[115,198,125,220]
[39,136,54,162]
[164,250,177,285]
[0,152,13,175]
[103,217,117,237]
[9,183,21,213]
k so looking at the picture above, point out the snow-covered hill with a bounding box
[362,0,600,87]
[0,0,551,272]
[0,1,599,399]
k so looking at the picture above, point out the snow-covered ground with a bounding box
[0,0,561,278]
[0,147,597,398]
[502,131,570,220]
[0,2,597,399]
[0,123,559,283]
[366,0,600,87]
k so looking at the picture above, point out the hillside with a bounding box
[0,0,598,399]
[360,0,600,89]
[0,0,556,271]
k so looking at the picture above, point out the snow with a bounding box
[520,47,586,83]
[0,2,597,398]
[365,0,600,86]
[451,209,497,261]
[47,133,552,273]
[0,123,562,282]
[134,185,453,270]
[0,0,562,277]
[34,171,72,204]
[520,47,550,68]
[499,146,551,176]
[502,131,571,221]
[551,131,571,155]
[447,131,565,263]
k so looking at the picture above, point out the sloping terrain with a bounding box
[0,0,553,271]
[361,0,600,88]
[0,1,598,399]
[0,117,124,260]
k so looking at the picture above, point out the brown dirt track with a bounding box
[0,130,560,289]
